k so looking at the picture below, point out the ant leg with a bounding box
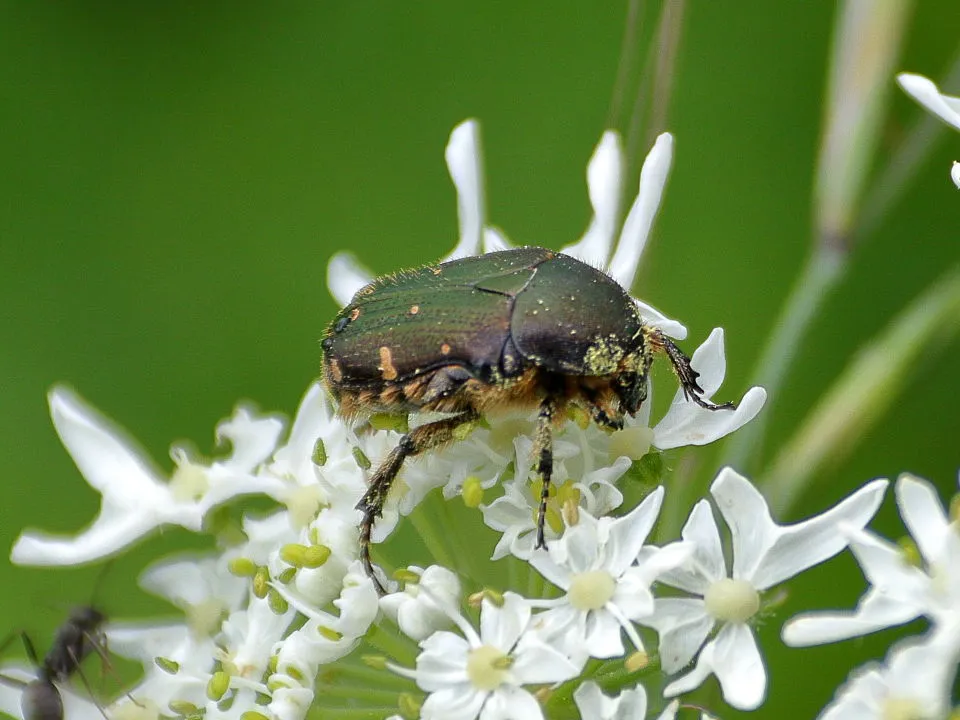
[532,397,557,550]
[19,633,40,668]
[644,327,736,411]
[357,411,479,595]
[84,632,143,709]
[66,646,111,720]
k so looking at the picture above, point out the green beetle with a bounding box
[322,246,733,591]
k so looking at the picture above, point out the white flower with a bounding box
[381,565,462,641]
[818,634,960,720]
[644,468,887,710]
[528,489,693,661]
[897,72,960,131]
[11,387,288,566]
[897,73,960,187]
[389,592,580,720]
[573,681,680,720]
[783,473,960,647]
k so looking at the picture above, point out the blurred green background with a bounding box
[1,2,958,717]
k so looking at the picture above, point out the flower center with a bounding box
[568,569,616,611]
[704,578,760,623]
[169,461,209,502]
[881,697,924,720]
[608,425,654,460]
[466,645,511,691]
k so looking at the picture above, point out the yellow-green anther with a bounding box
[567,405,591,429]
[492,655,514,670]
[312,438,327,466]
[467,591,484,608]
[369,413,409,433]
[562,497,580,527]
[268,589,289,615]
[277,567,296,584]
[482,588,505,607]
[302,544,331,568]
[154,656,180,674]
[206,671,230,701]
[452,421,478,442]
[228,557,258,578]
[168,700,199,716]
[362,655,388,670]
[949,493,960,524]
[352,446,371,470]
[897,537,923,568]
[625,651,649,673]
[267,677,292,692]
[393,568,420,584]
[462,476,484,508]
[281,543,309,567]
[398,692,422,719]
[556,480,581,507]
[240,712,271,720]
[317,625,343,642]
[253,567,270,599]
[285,665,305,684]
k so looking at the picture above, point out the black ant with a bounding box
[0,606,126,720]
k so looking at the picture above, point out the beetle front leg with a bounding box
[532,397,557,550]
[645,327,736,411]
[357,411,479,595]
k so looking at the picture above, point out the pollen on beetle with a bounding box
[408,304,420,315]
[378,346,398,380]
[440,343,451,355]
[350,307,361,321]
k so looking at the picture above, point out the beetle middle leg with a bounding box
[644,327,736,411]
[532,396,557,550]
[357,410,480,594]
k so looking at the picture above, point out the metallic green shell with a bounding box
[323,246,642,389]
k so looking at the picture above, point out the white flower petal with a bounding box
[480,593,530,652]
[326,252,373,307]
[782,591,922,647]
[483,226,513,253]
[895,474,949,562]
[604,487,664,576]
[511,634,581,684]
[562,131,623,267]
[633,299,687,339]
[609,133,673,290]
[658,500,726,593]
[951,160,960,189]
[443,119,485,261]
[897,72,960,131]
[708,468,887,588]
[641,597,714,673]
[664,623,766,711]
[12,387,206,566]
[421,685,486,720]
[480,686,544,720]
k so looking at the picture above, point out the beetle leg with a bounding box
[532,397,557,550]
[357,411,479,594]
[645,327,736,411]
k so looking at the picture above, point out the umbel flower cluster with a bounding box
[1,113,958,720]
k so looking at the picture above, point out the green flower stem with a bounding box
[320,660,412,689]
[722,245,846,474]
[762,267,960,514]
[407,498,458,572]
[430,491,483,589]
[364,622,419,668]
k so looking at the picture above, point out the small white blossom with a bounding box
[818,634,960,720]
[645,468,887,710]
[897,72,960,186]
[783,473,960,647]
[528,489,693,661]
[389,592,580,720]
[381,565,462,641]
[573,681,677,720]
[11,387,289,566]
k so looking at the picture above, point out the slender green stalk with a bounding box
[363,623,418,668]
[762,267,960,514]
[721,246,846,473]
[407,499,457,571]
